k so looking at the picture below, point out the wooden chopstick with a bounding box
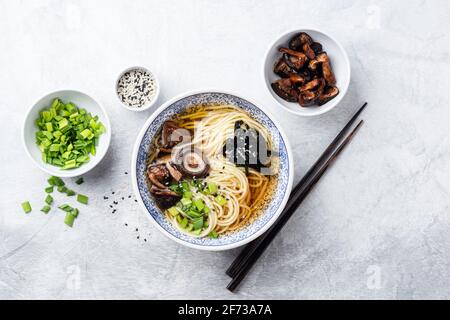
[226,119,365,292]
[226,102,368,278]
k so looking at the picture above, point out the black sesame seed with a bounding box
[112,191,115,195]
[137,236,140,239]
[136,228,138,232]
[125,223,128,226]
[121,197,124,200]
[128,195,131,198]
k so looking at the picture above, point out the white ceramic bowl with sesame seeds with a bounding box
[115,66,160,112]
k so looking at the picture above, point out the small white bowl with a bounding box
[263,28,351,117]
[22,90,111,178]
[115,66,160,112]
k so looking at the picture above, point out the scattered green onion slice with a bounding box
[64,212,75,227]
[58,204,74,212]
[21,201,32,213]
[45,195,53,205]
[70,208,79,218]
[45,186,54,193]
[41,205,51,214]
[57,185,68,193]
[66,189,75,196]
[77,194,88,205]
[48,176,64,186]
[75,177,84,185]
[168,207,179,216]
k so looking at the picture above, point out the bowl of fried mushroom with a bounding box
[264,28,350,116]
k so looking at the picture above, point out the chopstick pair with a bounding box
[226,102,368,292]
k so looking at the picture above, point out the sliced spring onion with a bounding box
[70,208,79,218]
[192,217,204,230]
[75,177,84,185]
[64,212,75,227]
[58,204,74,212]
[208,182,218,194]
[180,217,188,228]
[77,194,88,205]
[209,231,219,239]
[193,199,205,211]
[45,186,54,193]
[183,191,192,200]
[215,195,227,206]
[45,195,53,205]
[57,185,68,193]
[35,98,105,170]
[66,189,75,196]
[21,201,32,213]
[168,207,179,216]
[48,176,64,187]
[40,205,51,214]
[180,198,192,206]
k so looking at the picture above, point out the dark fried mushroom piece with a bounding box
[316,53,336,85]
[310,42,323,55]
[318,86,340,105]
[160,121,191,150]
[147,164,170,189]
[166,162,183,182]
[274,57,295,78]
[288,74,305,86]
[298,78,326,107]
[298,90,319,107]
[302,42,315,60]
[279,48,308,70]
[288,32,313,51]
[150,186,181,209]
[271,78,298,102]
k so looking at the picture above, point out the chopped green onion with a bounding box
[209,231,219,239]
[180,217,188,228]
[45,195,53,205]
[208,182,218,194]
[77,194,88,205]
[21,201,32,213]
[57,185,68,193]
[186,223,194,232]
[180,198,191,206]
[168,207,179,216]
[187,210,203,218]
[70,208,79,218]
[45,186,54,193]
[183,191,192,200]
[75,177,84,185]
[203,206,210,214]
[58,204,74,212]
[48,176,64,186]
[193,199,205,211]
[215,195,227,206]
[192,217,204,230]
[40,205,51,214]
[64,212,75,227]
[66,189,75,196]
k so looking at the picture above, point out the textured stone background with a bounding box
[0,0,449,299]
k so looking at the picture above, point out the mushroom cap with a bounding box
[172,145,209,178]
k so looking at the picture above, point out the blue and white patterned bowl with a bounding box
[131,90,294,251]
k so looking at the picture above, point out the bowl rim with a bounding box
[22,89,112,178]
[263,27,351,117]
[115,65,160,112]
[131,89,294,251]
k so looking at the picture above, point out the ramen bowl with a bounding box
[131,90,294,251]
